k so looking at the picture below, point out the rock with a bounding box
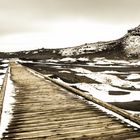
[122,35,140,58]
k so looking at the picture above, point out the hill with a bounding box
[1,25,140,60]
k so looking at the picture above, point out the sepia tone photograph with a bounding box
[0,0,140,139]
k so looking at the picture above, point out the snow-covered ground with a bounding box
[18,58,140,114]
[70,83,140,102]
[71,68,140,89]
[0,68,16,138]
[0,75,5,87]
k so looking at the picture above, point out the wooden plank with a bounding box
[11,107,95,117]
[5,121,125,134]
[7,118,118,131]
[3,127,132,140]
[9,116,110,127]
[8,111,105,122]
[8,117,114,130]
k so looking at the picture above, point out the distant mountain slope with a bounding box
[1,25,140,59]
[58,39,123,59]
[58,25,140,59]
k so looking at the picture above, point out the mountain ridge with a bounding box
[0,25,140,59]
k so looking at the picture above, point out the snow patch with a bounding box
[77,57,89,62]
[71,67,92,74]
[1,60,9,63]
[71,83,140,102]
[0,75,5,86]
[92,58,130,65]
[1,64,8,67]
[87,62,128,68]
[126,74,140,80]
[17,59,34,64]
[101,71,126,74]
[59,70,71,73]
[129,60,140,66]
[32,51,38,54]
[25,51,29,54]
[71,68,140,90]
[0,69,7,74]
[60,57,76,62]
[0,68,16,138]
[45,59,59,63]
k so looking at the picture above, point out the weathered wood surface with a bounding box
[1,62,140,139]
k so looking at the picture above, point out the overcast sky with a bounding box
[0,0,140,52]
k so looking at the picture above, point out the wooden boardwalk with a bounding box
[0,62,140,139]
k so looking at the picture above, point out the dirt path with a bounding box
[1,62,140,139]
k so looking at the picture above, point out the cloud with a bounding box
[0,0,139,51]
